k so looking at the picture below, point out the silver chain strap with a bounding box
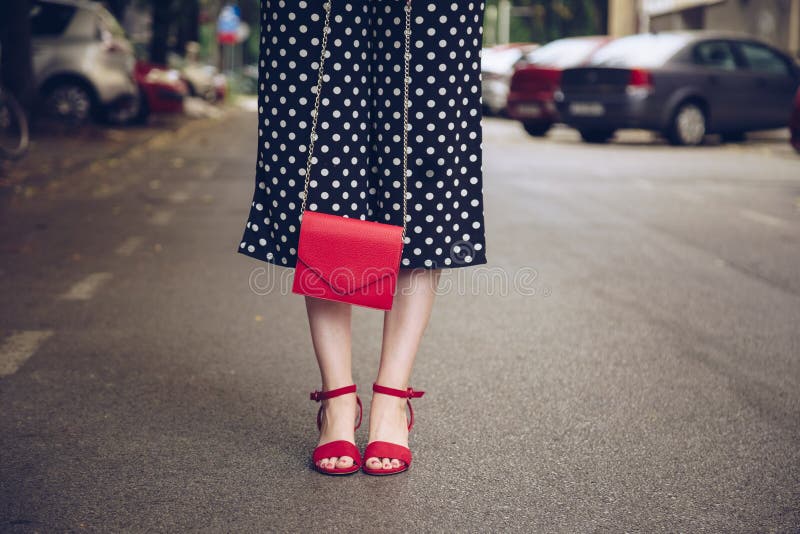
[299,0,412,241]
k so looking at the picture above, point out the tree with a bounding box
[105,0,130,21]
[0,0,35,112]
[176,0,201,56]
[149,0,172,64]
[487,0,608,44]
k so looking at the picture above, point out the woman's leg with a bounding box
[365,268,442,470]
[304,296,358,470]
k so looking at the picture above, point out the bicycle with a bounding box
[0,85,29,160]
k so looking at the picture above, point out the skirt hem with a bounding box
[235,245,487,271]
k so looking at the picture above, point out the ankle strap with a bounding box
[310,384,357,401]
[372,383,424,431]
[310,384,362,431]
[372,383,425,399]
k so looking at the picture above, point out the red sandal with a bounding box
[309,384,363,476]
[362,383,425,476]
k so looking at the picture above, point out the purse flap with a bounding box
[296,211,404,295]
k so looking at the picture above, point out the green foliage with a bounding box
[484,0,607,45]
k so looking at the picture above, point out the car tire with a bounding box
[128,92,150,126]
[42,81,95,125]
[523,122,551,137]
[579,129,615,144]
[667,101,706,146]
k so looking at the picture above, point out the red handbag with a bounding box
[291,0,412,311]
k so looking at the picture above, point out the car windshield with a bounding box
[482,48,524,73]
[97,7,127,40]
[526,38,602,68]
[587,33,690,68]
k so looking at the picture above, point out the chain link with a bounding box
[300,0,412,241]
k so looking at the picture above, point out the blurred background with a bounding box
[1,1,799,531]
[0,0,798,161]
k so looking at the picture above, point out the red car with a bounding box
[132,60,189,122]
[507,36,611,137]
[791,87,800,153]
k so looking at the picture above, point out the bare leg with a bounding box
[365,268,442,470]
[304,296,358,470]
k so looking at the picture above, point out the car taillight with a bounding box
[626,68,653,98]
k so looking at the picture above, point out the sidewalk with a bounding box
[0,96,246,202]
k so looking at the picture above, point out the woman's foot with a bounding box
[365,391,410,471]
[315,392,359,471]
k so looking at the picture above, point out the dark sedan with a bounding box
[507,35,611,137]
[555,31,800,145]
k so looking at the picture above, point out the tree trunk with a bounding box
[105,0,129,22]
[175,0,200,57]
[149,0,172,64]
[0,0,35,112]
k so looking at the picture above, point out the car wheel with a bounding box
[579,129,615,144]
[721,131,746,143]
[668,101,706,146]
[523,122,551,137]
[127,91,150,126]
[43,82,94,125]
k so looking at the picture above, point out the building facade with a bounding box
[608,0,799,57]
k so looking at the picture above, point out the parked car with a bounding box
[481,43,539,116]
[30,0,137,123]
[507,36,612,136]
[179,62,227,103]
[791,87,800,153]
[556,31,800,145]
[130,60,188,124]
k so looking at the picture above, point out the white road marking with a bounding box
[739,209,789,229]
[60,272,113,300]
[0,330,54,377]
[149,210,174,226]
[115,236,144,256]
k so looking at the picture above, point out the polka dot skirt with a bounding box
[237,0,488,269]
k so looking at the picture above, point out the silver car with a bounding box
[481,43,539,116]
[30,0,137,123]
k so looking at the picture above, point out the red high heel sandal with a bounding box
[362,383,425,476]
[309,384,363,476]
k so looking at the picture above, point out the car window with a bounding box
[693,41,736,70]
[738,42,790,75]
[587,33,690,68]
[96,7,127,41]
[29,1,76,36]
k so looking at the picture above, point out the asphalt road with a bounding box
[1,105,799,532]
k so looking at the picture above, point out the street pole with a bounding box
[789,0,799,59]
[608,0,638,37]
[485,4,497,45]
[498,0,511,44]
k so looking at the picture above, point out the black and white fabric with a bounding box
[237,0,488,269]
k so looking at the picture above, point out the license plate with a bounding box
[515,103,541,118]
[569,102,605,117]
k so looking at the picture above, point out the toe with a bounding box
[328,456,338,469]
[318,458,329,469]
[381,457,392,470]
[336,456,353,468]
[366,457,381,469]
[390,458,401,469]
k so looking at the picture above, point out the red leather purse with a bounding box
[291,0,412,311]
